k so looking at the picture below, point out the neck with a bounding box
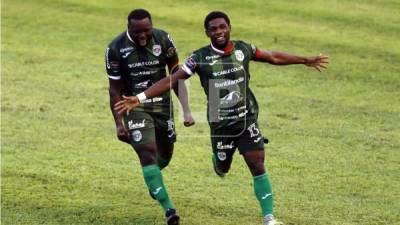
[211,41,234,55]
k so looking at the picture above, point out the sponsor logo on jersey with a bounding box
[220,91,243,107]
[217,141,235,150]
[205,55,220,60]
[152,44,162,56]
[128,60,160,68]
[128,119,146,130]
[141,97,163,103]
[212,65,244,77]
[131,130,143,142]
[121,51,133,59]
[218,110,248,120]
[120,46,134,53]
[217,151,227,161]
[209,60,218,66]
[214,77,244,88]
[235,50,244,61]
[218,105,247,113]
[130,70,157,77]
[135,80,151,88]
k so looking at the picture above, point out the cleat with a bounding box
[165,208,180,225]
[264,214,283,225]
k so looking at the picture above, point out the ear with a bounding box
[205,29,211,38]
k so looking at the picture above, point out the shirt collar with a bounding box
[210,41,234,55]
[126,30,135,44]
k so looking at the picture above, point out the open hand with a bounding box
[114,95,140,115]
[305,53,329,72]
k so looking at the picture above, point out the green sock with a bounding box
[253,173,273,216]
[157,156,171,170]
[142,164,173,211]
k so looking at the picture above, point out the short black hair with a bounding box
[127,9,152,23]
[204,11,230,30]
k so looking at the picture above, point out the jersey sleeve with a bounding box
[242,41,262,61]
[105,46,121,80]
[164,33,178,60]
[182,53,200,76]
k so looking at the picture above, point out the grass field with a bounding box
[1,0,400,224]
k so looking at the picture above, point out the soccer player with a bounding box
[105,9,194,225]
[114,11,328,225]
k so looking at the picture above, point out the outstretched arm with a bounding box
[115,69,190,115]
[169,62,195,127]
[254,49,329,72]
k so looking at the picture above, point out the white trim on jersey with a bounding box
[182,64,193,75]
[211,43,224,54]
[108,75,121,80]
[126,31,135,44]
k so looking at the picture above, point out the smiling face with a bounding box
[127,17,153,47]
[206,17,231,49]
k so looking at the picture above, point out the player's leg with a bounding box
[124,112,179,224]
[154,115,176,170]
[210,129,236,176]
[238,120,276,224]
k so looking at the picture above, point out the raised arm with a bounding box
[254,49,329,72]
[114,69,190,115]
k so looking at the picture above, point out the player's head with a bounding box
[127,9,153,47]
[204,11,231,49]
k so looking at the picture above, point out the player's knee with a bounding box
[157,156,171,170]
[248,161,265,176]
[134,144,157,166]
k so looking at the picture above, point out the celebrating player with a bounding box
[114,11,328,225]
[105,9,194,225]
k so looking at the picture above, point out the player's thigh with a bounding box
[237,119,266,175]
[237,119,265,154]
[123,111,157,148]
[153,113,176,156]
[211,126,237,166]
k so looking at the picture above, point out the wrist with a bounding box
[136,92,147,103]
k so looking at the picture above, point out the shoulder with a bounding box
[233,40,257,56]
[107,31,127,52]
[152,28,167,37]
[233,40,252,49]
[191,45,212,58]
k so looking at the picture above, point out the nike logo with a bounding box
[209,60,218,66]
[254,137,262,143]
[152,187,162,195]
[122,51,132,58]
[261,193,272,200]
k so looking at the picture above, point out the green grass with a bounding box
[2,0,399,224]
